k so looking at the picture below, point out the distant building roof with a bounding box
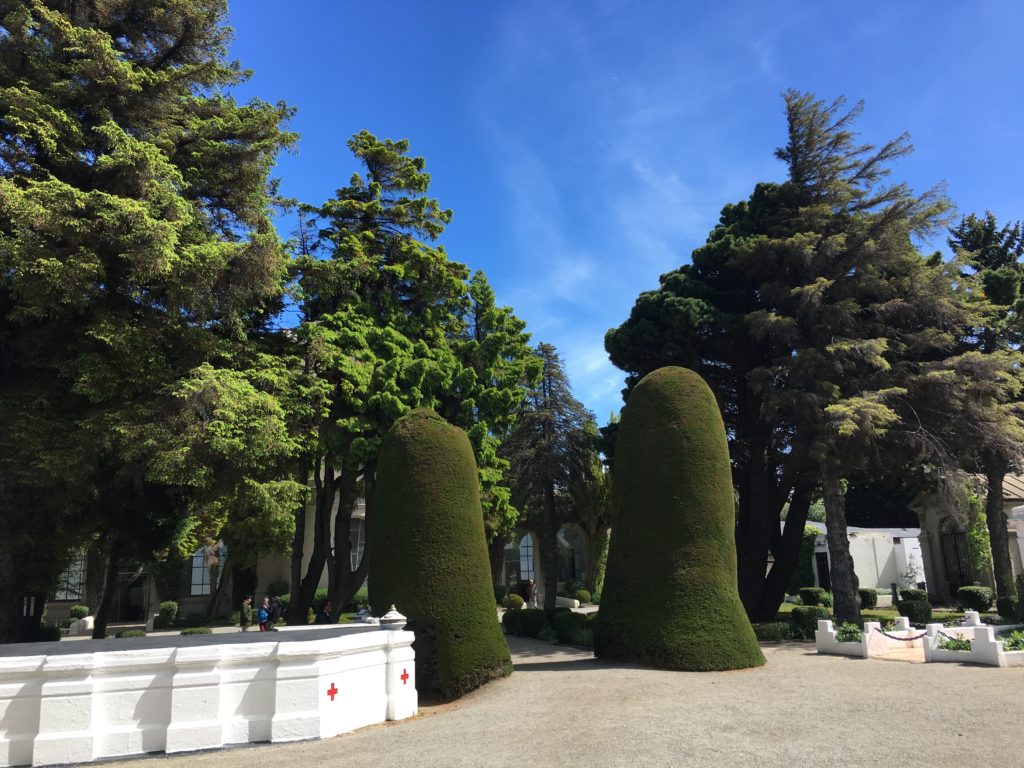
[1002,474,1024,501]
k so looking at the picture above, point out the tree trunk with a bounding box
[289,456,330,624]
[755,485,812,620]
[487,535,507,588]
[85,541,106,613]
[328,460,374,621]
[207,555,231,619]
[984,455,1016,598]
[540,482,559,610]
[822,470,861,623]
[0,540,33,644]
[92,535,122,639]
[288,464,309,620]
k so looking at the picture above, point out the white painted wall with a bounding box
[0,625,416,767]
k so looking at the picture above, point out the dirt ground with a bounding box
[107,636,1023,768]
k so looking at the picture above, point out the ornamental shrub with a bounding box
[996,596,1019,623]
[900,600,932,625]
[505,594,525,610]
[753,622,794,642]
[834,622,862,643]
[519,609,552,639]
[69,605,89,620]
[595,367,765,671]
[502,608,523,636]
[552,611,588,644]
[1002,630,1024,651]
[957,586,994,612]
[858,588,878,609]
[180,627,212,635]
[574,589,591,604]
[157,600,178,629]
[899,588,927,603]
[787,528,819,595]
[116,630,146,638]
[937,634,971,651]
[791,606,830,639]
[36,623,62,642]
[369,409,513,701]
[799,587,829,607]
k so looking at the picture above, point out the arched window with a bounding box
[519,534,535,581]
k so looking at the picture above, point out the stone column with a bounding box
[271,637,321,743]
[380,609,416,721]
[1,654,44,768]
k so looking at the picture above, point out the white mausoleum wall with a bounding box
[0,625,416,767]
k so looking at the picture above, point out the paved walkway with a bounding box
[109,637,1023,768]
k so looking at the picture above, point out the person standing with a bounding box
[240,595,253,632]
[257,597,270,632]
[267,596,283,630]
[528,579,537,608]
[314,599,333,625]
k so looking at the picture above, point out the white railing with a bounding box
[0,625,416,767]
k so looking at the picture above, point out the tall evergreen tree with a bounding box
[503,343,597,609]
[608,91,980,622]
[0,1,304,640]
[946,212,1024,599]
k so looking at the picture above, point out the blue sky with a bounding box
[227,1,1024,423]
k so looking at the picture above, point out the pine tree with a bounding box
[503,343,596,609]
[0,1,302,640]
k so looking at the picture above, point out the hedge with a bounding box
[37,624,62,642]
[900,600,932,625]
[899,588,927,603]
[996,596,1019,623]
[116,630,146,638]
[753,622,795,642]
[155,600,178,630]
[552,611,588,644]
[799,587,830,607]
[180,627,212,635]
[957,586,994,612]
[369,409,512,701]
[791,606,830,639]
[857,588,878,609]
[594,367,764,671]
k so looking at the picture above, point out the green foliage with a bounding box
[595,367,765,670]
[1002,630,1024,651]
[593,528,610,600]
[267,581,290,598]
[552,611,589,644]
[753,622,795,642]
[116,630,146,639]
[180,627,213,636]
[518,609,553,639]
[505,594,525,610]
[998,597,1021,622]
[899,589,928,603]
[369,410,512,700]
[834,622,862,643]
[957,586,994,612]
[788,529,820,595]
[791,606,831,640]
[501,608,523,635]
[937,634,971,651]
[181,612,207,629]
[799,588,830,607]
[962,486,994,586]
[493,585,507,603]
[858,589,879,609]
[900,600,933,624]
[574,589,592,604]
[69,605,89,620]
[36,624,62,643]
[157,601,179,629]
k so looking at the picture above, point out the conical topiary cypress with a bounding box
[594,367,765,670]
[369,409,512,700]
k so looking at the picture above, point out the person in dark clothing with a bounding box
[314,599,333,625]
[267,596,283,630]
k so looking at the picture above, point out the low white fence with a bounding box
[815,610,1024,667]
[0,624,416,767]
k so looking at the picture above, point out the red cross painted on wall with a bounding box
[327,682,338,701]
[400,669,409,685]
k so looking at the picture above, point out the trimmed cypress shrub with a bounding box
[900,600,932,625]
[957,586,993,612]
[996,596,1018,623]
[574,589,592,604]
[552,611,588,644]
[791,606,830,640]
[502,608,523,636]
[520,609,552,638]
[155,600,178,630]
[899,588,927,603]
[594,367,765,670]
[69,605,89,620]
[36,623,62,642]
[180,627,212,635]
[116,630,146,638]
[369,409,512,701]
[858,588,878,609]
[505,594,525,610]
[799,587,829,607]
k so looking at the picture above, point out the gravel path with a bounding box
[109,637,1023,768]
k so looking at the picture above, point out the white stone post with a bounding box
[165,645,223,754]
[32,652,95,766]
[382,609,416,721]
